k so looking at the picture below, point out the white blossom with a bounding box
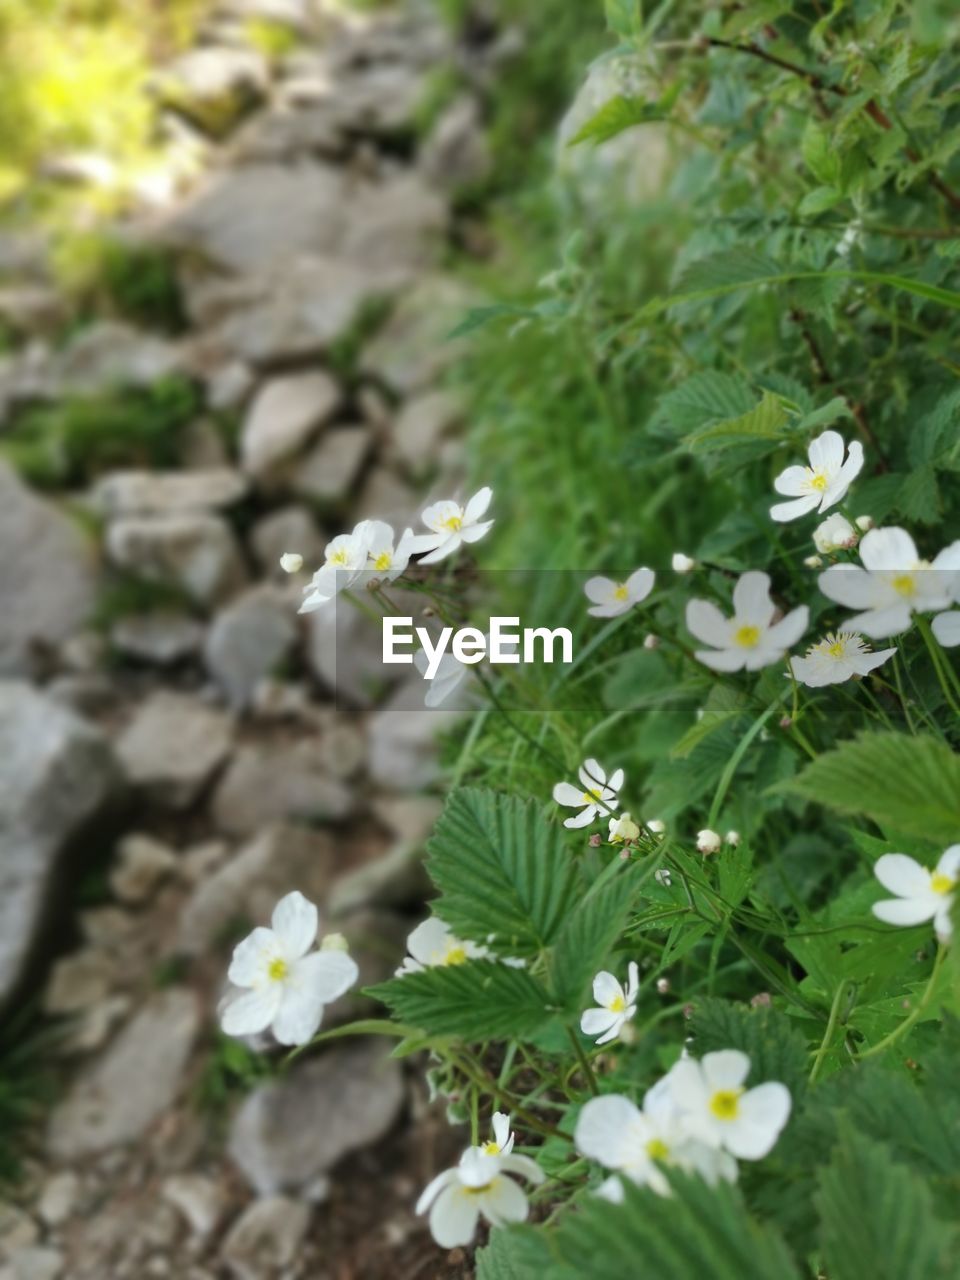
[298,521,376,612]
[581,962,639,1045]
[553,759,623,829]
[697,829,722,855]
[583,568,655,618]
[408,487,494,565]
[855,515,875,532]
[666,1050,791,1159]
[396,916,490,976]
[725,830,741,847]
[813,513,858,554]
[360,520,416,583]
[220,892,358,1046]
[770,430,864,522]
[413,648,473,708]
[872,847,959,943]
[672,553,696,573]
[804,555,823,569]
[788,631,896,687]
[609,812,640,844]
[279,552,303,573]
[416,1143,544,1248]
[686,571,808,672]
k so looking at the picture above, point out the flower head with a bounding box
[609,812,640,844]
[408,487,494,565]
[872,847,959,942]
[396,916,489,976]
[697,829,721,855]
[360,520,416,583]
[813,513,858,555]
[221,891,358,1046]
[553,759,623,829]
[581,962,639,1045]
[298,521,377,612]
[724,830,741,848]
[416,1141,544,1248]
[770,429,864,523]
[583,568,655,618]
[413,647,473,708]
[666,1050,791,1159]
[818,528,959,639]
[686,571,808,672]
[788,631,896,687]
[279,552,303,573]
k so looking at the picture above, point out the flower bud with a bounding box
[724,830,741,847]
[279,552,303,574]
[654,868,672,887]
[855,514,875,531]
[696,828,721,855]
[656,977,670,995]
[672,552,696,573]
[779,715,792,730]
[645,819,665,837]
[803,555,823,569]
[320,932,349,952]
[813,513,857,554]
[588,833,602,848]
[751,991,772,1008]
[609,812,640,844]
[617,1021,638,1045]
[643,633,660,651]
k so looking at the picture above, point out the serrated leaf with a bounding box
[795,396,851,432]
[816,1129,960,1280]
[684,390,790,453]
[798,185,844,215]
[779,732,960,846]
[476,1225,556,1279]
[897,463,942,523]
[688,998,810,1099]
[551,862,649,1008]
[673,248,785,297]
[652,370,757,436]
[569,95,667,147]
[369,961,553,1040]
[426,789,578,956]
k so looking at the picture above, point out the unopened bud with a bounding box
[855,514,874,531]
[656,977,670,995]
[724,830,741,847]
[751,991,772,1008]
[803,555,823,569]
[779,715,792,730]
[643,633,660,651]
[696,828,721,855]
[671,552,696,573]
[588,833,602,848]
[617,1021,638,1045]
[279,552,303,574]
[321,932,349,952]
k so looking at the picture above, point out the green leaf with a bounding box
[802,121,841,187]
[568,95,667,147]
[688,998,810,1099]
[476,1226,556,1279]
[816,1128,960,1280]
[368,961,553,1040]
[684,390,790,453]
[652,370,757,436]
[426,789,579,956]
[551,862,647,1008]
[604,0,642,37]
[779,732,960,846]
[798,185,844,215]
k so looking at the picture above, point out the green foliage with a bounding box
[0,1007,58,1187]
[370,961,554,1040]
[54,234,186,332]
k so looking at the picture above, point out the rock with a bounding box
[0,286,66,338]
[37,1172,80,1227]
[420,96,492,193]
[220,1197,310,1280]
[0,1205,39,1254]
[305,589,408,707]
[63,994,131,1056]
[293,425,371,503]
[210,740,353,838]
[240,371,340,482]
[109,834,179,904]
[161,1174,226,1239]
[0,1247,64,1280]
[47,989,199,1159]
[205,360,254,412]
[367,676,460,790]
[373,794,442,845]
[0,461,98,677]
[180,417,232,469]
[179,838,229,885]
[359,275,473,396]
[204,585,298,710]
[249,506,322,577]
[116,693,233,808]
[177,825,334,954]
[159,47,269,137]
[110,614,205,666]
[47,322,184,397]
[340,173,447,275]
[0,683,119,1006]
[43,948,113,1015]
[106,514,247,607]
[391,388,463,474]
[328,841,431,916]
[91,468,247,517]
[228,1041,404,1193]
[322,61,425,136]
[230,104,345,163]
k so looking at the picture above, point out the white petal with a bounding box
[625,567,655,602]
[464,486,493,523]
[584,576,616,605]
[666,1059,709,1111]
[564,807,597,829]
[497,1154,545,1185]
[937,846,960,879]
[579,758,607,788]
[595,1015,628,1045]
[416,1168,458,1214]
[808,430,844,476]
[421,500,461,532]
[852,646,897,675]
[695,647,747,672]
[271,891,318,960]
[480,1175,529,1227]
[576,1094,642,1167]
[580,1007,620,1038]
[846,603,914,639]
[228,927,280,987]
[773,465,813,497]
[702,1049,751,1091]
[764,605,809,651]
[221,986,281,1038]
[588,600,631,618]
[733,572,775,627]
[860,526,918,572]
[872,898,938,927]
[492,1112,512,1152]
[770,494,820,522]
[818,565,882,609]
[405,916,454,967]
[686,599,732,647]
[725,1083,791,1159]
[419,533,462,565]
[271,986,326,1046]
[553,781,587,807]
[874,853,929,897]
[607,768,624,793]
[592,971,623,1007]
[429,1184,480,1248]
[290,949,359,1003]
[461,520,494,544]
[932,611,960,647]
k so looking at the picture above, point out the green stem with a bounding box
[857,947,946,1061]
[809,979,854,1083]
[566,1026,599,1096]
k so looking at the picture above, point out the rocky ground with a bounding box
[0,1,510,1275]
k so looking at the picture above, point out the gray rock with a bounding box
[116,692,233,808]
[0,1205,38,1254]
[43,948,113,1015]
[420,96,492,193]
[106,513,247,607]
[204,585,298,709]
[352,466,418,527]
[0,285,66,338]
[229,104,345,163]
[249,506,322,577]
[367,676,460,790]
[47,322,184,397]
[323,61,425,136]
[0,461,98,677]
[360,275,473,395]
[0,1247,64,1280]
[180,417,233,468]
[109,833,179,904]
[391,388,462,474]
[110,614,205,666]
[158,46,269,137]
[241,370,340,482]
[210,740,354,838]
[47,989,199,1159]
[205,360,254,412]
[328,841,430,917]
[340,173,447,275]
[304,592,400,708]
[220,1197,310,1280]
[37,1171,80,1227]
[228,1041,404,1193]
[161,1174,226,1239]
[176,824,335,954]
[294,424,371,503]
[91,468,247,517]
[0,683,119,1006]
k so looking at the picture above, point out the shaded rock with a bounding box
[359,275,473,395]
[43,948,113,1015]
[180,417,233,468]
[228,1041,404,1193]
[391,388,463,474]
[0,461,98,677]
[0,286,66,339]
[241,370,340,482]
[0,1246,64,1280]
[0,1205,38,1254]
[47,989,199,1159]
[210,740,353,838]
[373,793,443,845]
[204,585,298,709]
[0,683,119,1006]
[161,1174,226,1239]
[47,322,184,397]
[327,908,408,1024]
[116,693,233,808]
[110,614,205,666]
[177,824,334,955]
[109,833,179,904]
[158,47,269,138]
[106,513,247,607]
[305,592,404,707]
[340,173,447,275]
[230,104,345,163]
[328,841,430,917]
[352,466,417,527]
[367,676,460,790]
[91,468,247,517]
[249,506,322,576]
[322,61,425,136]
[294,424,371,503]
[205,360,254,412]
[220,1197,310,1280]
[420,96,492,193]
[37,1172,80,1228]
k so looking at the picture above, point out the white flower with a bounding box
[672,553,696,574]
[298,521,376,612]
[409,487,494,565]
[482,1112,516,1157]
[813,513,858,555]
[643,633,661,650]
[770,429,864,522]
[553,759,623,829]
[361,520,416,583]
[416,1143,544,1248]
[581,962,639,1045]
[583,568,655,618]
[788,630,896,687]
[686,571,808,672]
[609,812,640,843]
[872,847,959,942]
[932,611,960,647]
[818,528,959,639]
[575,1082,737,1199]
[220,891,358,1046]
[396,916,489,976]
[725,830,741,847]
[646,819,666,837]
[666,1050,791,1159]
[697,829,721,855]
[279,552,303,573]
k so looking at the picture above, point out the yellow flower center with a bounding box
[443,945,468,966]
[827,638,847,657]
[372,550,393,571]
[482,1140,500,1155]
[267,957,289,982]
[709,1088,744,1121]
[614,583,629,602]
[608,994,626,1013]
[329,549,348,566]
[646,1138,670,1161]
[582,787,603,804]
[734,624,761,648]
[808,471,828,492]
[442,515,463,532]
[462,1180,496,1196]
[931,872,955,896]
[892,573,916,597]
